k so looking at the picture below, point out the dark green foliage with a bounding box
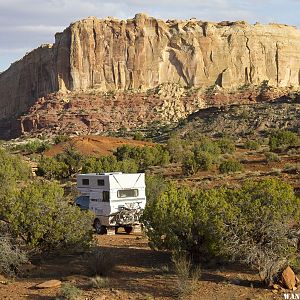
[56,146,83,177]
[143,178,300,285]
[114,144,170,170]
[53,135,71,144]
[37,146,83,179]
[36,157,69,180]
[269,130,300,151]
[4,180,94,250]
[133,132,145,141]
[219,159,244,174]
[17,140,51,154]
[216,137,235,154]
[0,148,93,252]
[194,136,221,156]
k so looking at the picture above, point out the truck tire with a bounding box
[94,219,107,235]
[124,226,133,234]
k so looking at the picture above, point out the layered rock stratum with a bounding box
[1,14,300,138]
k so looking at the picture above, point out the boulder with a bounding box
[282,266,297,290]
[36,279,62,289]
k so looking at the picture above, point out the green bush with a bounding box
[219,159,244,174]
[167,137,188,163]
[133,132,145,141]
[143,178,300,285]
[264,152,280,163]
[54,135,71,145]
[4,180,94,251]
[36,157,69,180]
[194,136,221,156]
[244,140,260,150]
[59,283,82,300]
[114,144,170,169]
[269,130,300,151]
[217,138,235,154]
[182,151,215,175]
[17,140,50,154]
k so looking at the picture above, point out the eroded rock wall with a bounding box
[1,14,300,122]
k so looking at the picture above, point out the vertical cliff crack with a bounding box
[242,30,253,84]
[92,20,97,86]
[275,42,279,86]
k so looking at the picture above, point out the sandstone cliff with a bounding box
[1,14,300,136]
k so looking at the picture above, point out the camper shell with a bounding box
[76,172,146,234]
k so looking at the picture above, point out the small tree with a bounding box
[219,159,244,174]
[269,130,300,152]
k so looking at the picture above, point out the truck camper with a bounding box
[76,172,146,234]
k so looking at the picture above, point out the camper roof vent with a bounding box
[96,172,123,175]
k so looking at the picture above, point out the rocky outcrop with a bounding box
[1,14,300,136]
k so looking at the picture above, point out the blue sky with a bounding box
[0,0,299,72]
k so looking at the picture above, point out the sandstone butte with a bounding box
[1,13,300,137]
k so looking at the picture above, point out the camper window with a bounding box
[103,191,110,202]
[117,189,139,198]
[82,179,89,185]
[97,179,105,186]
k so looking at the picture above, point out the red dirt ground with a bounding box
[0,231,289,300]
[44,136,154,157]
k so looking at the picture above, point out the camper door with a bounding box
[89,190,110,216]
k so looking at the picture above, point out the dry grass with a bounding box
[172,252,201,299]
[83,246,116,276]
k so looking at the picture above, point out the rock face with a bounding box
[1,14,300,136]
[281,266,297,290]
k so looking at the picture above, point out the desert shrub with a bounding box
[268,130,300,151]
[264,152,280,163]
[219,159,244,174]
[217,137,235,154]
[114,144,170,169]
[173,252,200,299]
[182,152,198,175]
[54,135,71,144]
[283,163,300,174]
[3,180,93,251]
[37,157,69,180]
[167,137,188,163]
[194,151,214,171]
[82,155,138,174]
[56,146,83,177]
[143,178,300,285]
[0,148,31,181]
[59,283,82,300]
[194,136,221,156]
[17,140,50,154]
[133,131,145,141]
[84,247,116,276]
[0,238,28,277]
[244,140,260,150]
[90,276,109,288]
[182,150,215,175]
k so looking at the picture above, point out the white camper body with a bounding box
[76,172,146,234]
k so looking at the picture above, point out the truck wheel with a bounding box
[124,226,133,234]
[94,219,107,235]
